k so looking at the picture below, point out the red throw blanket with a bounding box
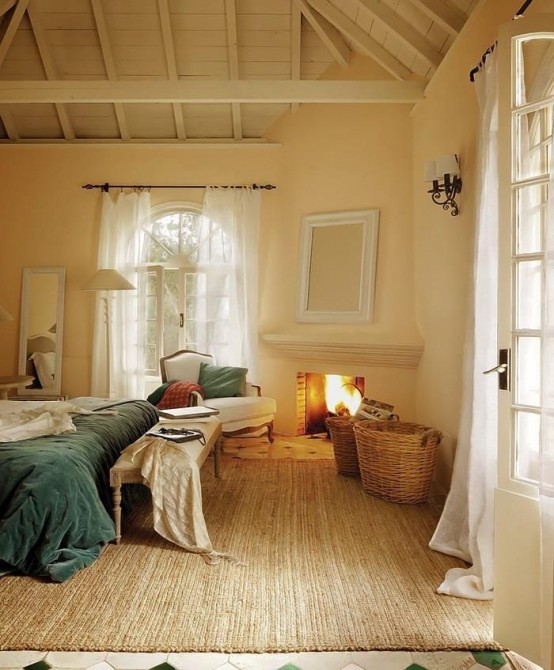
[157,381,205,410]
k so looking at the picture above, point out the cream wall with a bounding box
[0,146,279,396]
[411,0,551,488]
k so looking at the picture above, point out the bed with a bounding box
[0,398,158,582]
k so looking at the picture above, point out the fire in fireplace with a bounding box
[297,372,365,436]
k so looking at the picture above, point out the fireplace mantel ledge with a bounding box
[261,335,424,369]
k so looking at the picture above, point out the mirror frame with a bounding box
[18,267,65,397]
[296,209,379,323]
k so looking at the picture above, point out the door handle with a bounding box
[483,363,508,375]
[483,349,510,391]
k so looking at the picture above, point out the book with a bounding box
[157,406,219,420]
[146,427,206,444]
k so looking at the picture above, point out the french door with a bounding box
[495,14,554,667]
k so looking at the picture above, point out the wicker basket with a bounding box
[325,416,359,476]
[353,420,442,503]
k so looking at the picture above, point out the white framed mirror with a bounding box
[296,209,379,323]
[18,267,65,397]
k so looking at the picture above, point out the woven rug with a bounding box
[0,458,499,652]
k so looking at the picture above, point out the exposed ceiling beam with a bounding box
[408,0,466,37]
[290,2,301,113]
[0,79,425,103]
[0,0,17,17]
[157,0,186,140]
[27,4,75,140]
[90,0,130,141]
[295,0,349,68]
[0,0,30,68]
[224,0,243,141]
[303,0,410,80]
[355,0,442,70]
[0,104,18,139]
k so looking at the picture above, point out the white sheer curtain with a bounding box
[428,51,498,600]
[540,113,554,668]
[201,186,261,379]
[91,190,151,399]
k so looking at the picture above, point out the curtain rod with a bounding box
[82,182,276,192]
[468,0,535,82]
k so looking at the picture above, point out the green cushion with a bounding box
[198,362,248,399]
[146,382,172,406]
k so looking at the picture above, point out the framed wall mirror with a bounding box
[296,209,379,323]
[18,267,65,397]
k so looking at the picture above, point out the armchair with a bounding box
[160,349,276,443]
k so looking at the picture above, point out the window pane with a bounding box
[515,336,541,406]
[514,410,540,482]
[516,260,542,330]
[515,183,546,254]
[519,37,554,105]
[145,295,157,320]
[516,106,552,181]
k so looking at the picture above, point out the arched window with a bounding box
[139,203,231,376]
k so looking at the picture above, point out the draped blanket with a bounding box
[122,435,240,565]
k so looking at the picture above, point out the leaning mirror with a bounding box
[296,209,379,323]
[18,267,65,397]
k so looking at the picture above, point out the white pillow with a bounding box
[30,351,56,389]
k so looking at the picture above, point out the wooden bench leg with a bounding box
[112,484,122,544]
[214,437,221,479]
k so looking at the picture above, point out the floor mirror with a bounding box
[18,267,65,398]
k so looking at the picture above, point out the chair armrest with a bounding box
[189,390,204,406]
[246,383,261,397]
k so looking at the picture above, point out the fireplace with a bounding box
[296,372,365,436]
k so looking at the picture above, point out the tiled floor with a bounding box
[0,650,517,670]
[0,436,537,670]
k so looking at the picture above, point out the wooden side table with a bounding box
[0,375,34,400]
[109,417,222,544]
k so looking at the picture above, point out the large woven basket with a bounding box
[353,420,442,503]
[325,416,359,476]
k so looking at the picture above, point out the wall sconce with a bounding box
[425,154,462,216]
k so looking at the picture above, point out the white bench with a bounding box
[109,416,221,544]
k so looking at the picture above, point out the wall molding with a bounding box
[261,335,424,369]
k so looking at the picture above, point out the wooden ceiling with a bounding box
[0,0,477,143]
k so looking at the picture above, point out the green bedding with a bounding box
[0,400,158,582]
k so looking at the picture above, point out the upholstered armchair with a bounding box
[159,349,276,442]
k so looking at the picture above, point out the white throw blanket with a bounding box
[0,401,117,442]
[121,435,240,565]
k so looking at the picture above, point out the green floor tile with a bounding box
[148,664,176,670]
[277,665,302,670]
[23,662,51,670]
[404,665,427,670]
[471,652,507,669]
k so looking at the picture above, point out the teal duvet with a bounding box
[0,400,158,582]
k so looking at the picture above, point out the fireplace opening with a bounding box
[297,372,365,436]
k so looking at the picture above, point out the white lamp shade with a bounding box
[83,268,135,291]
[0,304,13,321]
[436,154,460,177]
[424,160,438,182]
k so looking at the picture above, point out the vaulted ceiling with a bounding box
[0,0,477,143]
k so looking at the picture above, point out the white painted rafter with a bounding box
[158,0,186,140]
[303,0,410,80]
[295,0,350,68]
[224,0,242,141]
[0,79,425,103]
[355,0,442,70]
[90,0,130,141]
[408,0,466,37]
[27,4,75,140]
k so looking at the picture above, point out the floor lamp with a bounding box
[83,269,135,398]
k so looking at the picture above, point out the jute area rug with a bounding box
[0,458,498,653]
